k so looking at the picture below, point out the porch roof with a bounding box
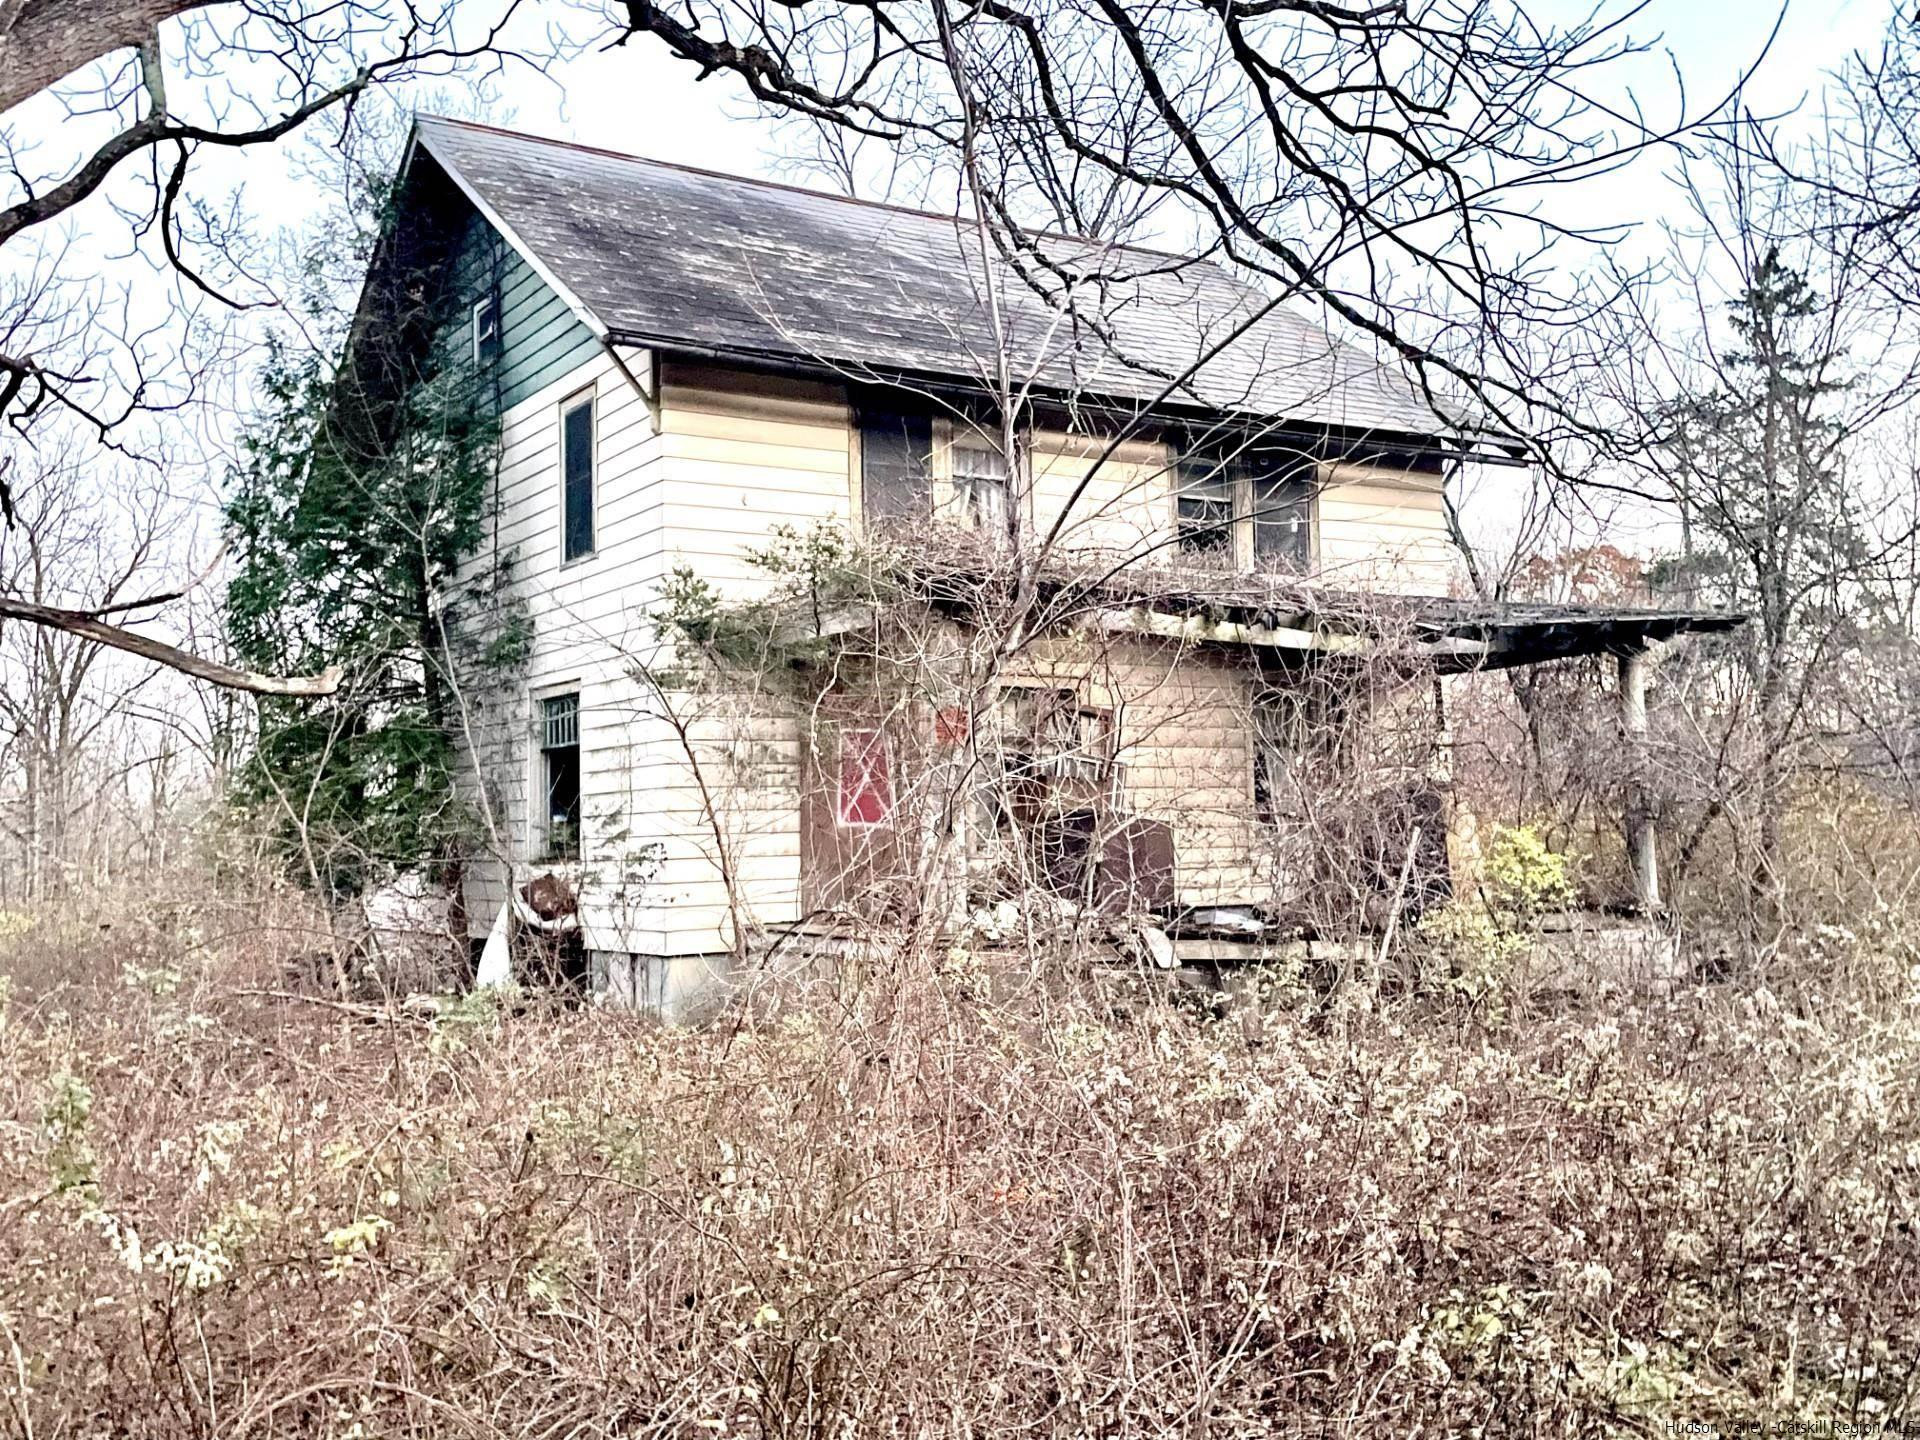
[913,558,1743,673]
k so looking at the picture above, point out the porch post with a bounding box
[1618,645,1661,914]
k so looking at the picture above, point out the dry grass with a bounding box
[1,885,1918,1437]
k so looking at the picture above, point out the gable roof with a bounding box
[410,116,1468,447]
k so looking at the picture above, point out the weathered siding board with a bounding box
[640,367,852,949]
[449,349,672,940]
[450,354,1466,961]
[1030,439,1173,555]
[1316,462,1459,595]
[433,210,601,416]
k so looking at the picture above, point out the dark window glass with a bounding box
[473,293,501,364]
[1176,460,1234,555]
[562,395,594,561]
[860,408,934,532]
[540,694,581,859]
[1248,454,1313,571]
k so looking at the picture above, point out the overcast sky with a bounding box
[1,0,1905,578]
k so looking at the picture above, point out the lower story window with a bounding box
[837,728,894,827]
[1252,687,1308,826]
[540,693,581,859]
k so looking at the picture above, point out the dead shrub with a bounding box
[2,886,1919,1437]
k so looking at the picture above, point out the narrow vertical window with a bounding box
[860,407,933,533]
[472,292,501,365]
[953,436,1009,533]
[1248,454,1313,572]
[836,729,894,827]
[1175,458,1234,557]
[561,393,595,562]
[540,694,581,860]
[1251,688,1306,826]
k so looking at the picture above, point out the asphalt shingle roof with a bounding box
[413,116,1454,440]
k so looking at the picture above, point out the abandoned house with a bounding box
[340,116,1740,1013]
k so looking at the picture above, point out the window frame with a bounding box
[835,727,895,829]
[472,291,502,366]
[535,689,583,862]
[854,402,936,536]
[1173,443,1320,570]
[1250,682,1347,825]
[948,421,1013,535]
[558,386,597,566]
[1174,456,1238,559]
[1248,457,1317,573]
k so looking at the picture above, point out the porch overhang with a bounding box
[785,556,1744,674]
[1082,594,1743,673]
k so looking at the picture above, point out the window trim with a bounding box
[1173,456,1239,560]
[1248,458,1318,573]
[1173,446,1320,571]
[534,687,584,862]
[558,386,597,567]
[472,292,502,365]
[949,424,1013,535]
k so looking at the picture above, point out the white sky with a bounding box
[0,0,1906,588]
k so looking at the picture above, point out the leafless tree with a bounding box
[0,441,213,900]
[0,1,540,691]
[609,0,1762,456]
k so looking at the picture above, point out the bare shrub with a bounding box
[4,881,1918,1434]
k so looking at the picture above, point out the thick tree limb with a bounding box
[0,594,341,696]
[0,0,208,117]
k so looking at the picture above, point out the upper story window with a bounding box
[473,292,501,365]
[952,434,1009,532]
[859,407,934,534]
[859,399,1020,538]
[1175,459,1235,557]
[1175,444,1315,571]
[539,692,581,860]
[561,391,595,563]
[1248,455,1313,572]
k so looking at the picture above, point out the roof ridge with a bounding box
[412,113,1235,272]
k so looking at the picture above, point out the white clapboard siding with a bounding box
[450,350,672,934]
[1029,436,1173,556]
[1315,462,1461,595]
[452,356,1463,955]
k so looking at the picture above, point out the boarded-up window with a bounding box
[561,393,595,562]
[836,729,893,827]
[540,693,581,859]
[860,408,934,532]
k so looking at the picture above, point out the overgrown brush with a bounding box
[2,902,1918,1436]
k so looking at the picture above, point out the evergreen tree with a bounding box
[223,154,520,898]
[1660,246,1872,922]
